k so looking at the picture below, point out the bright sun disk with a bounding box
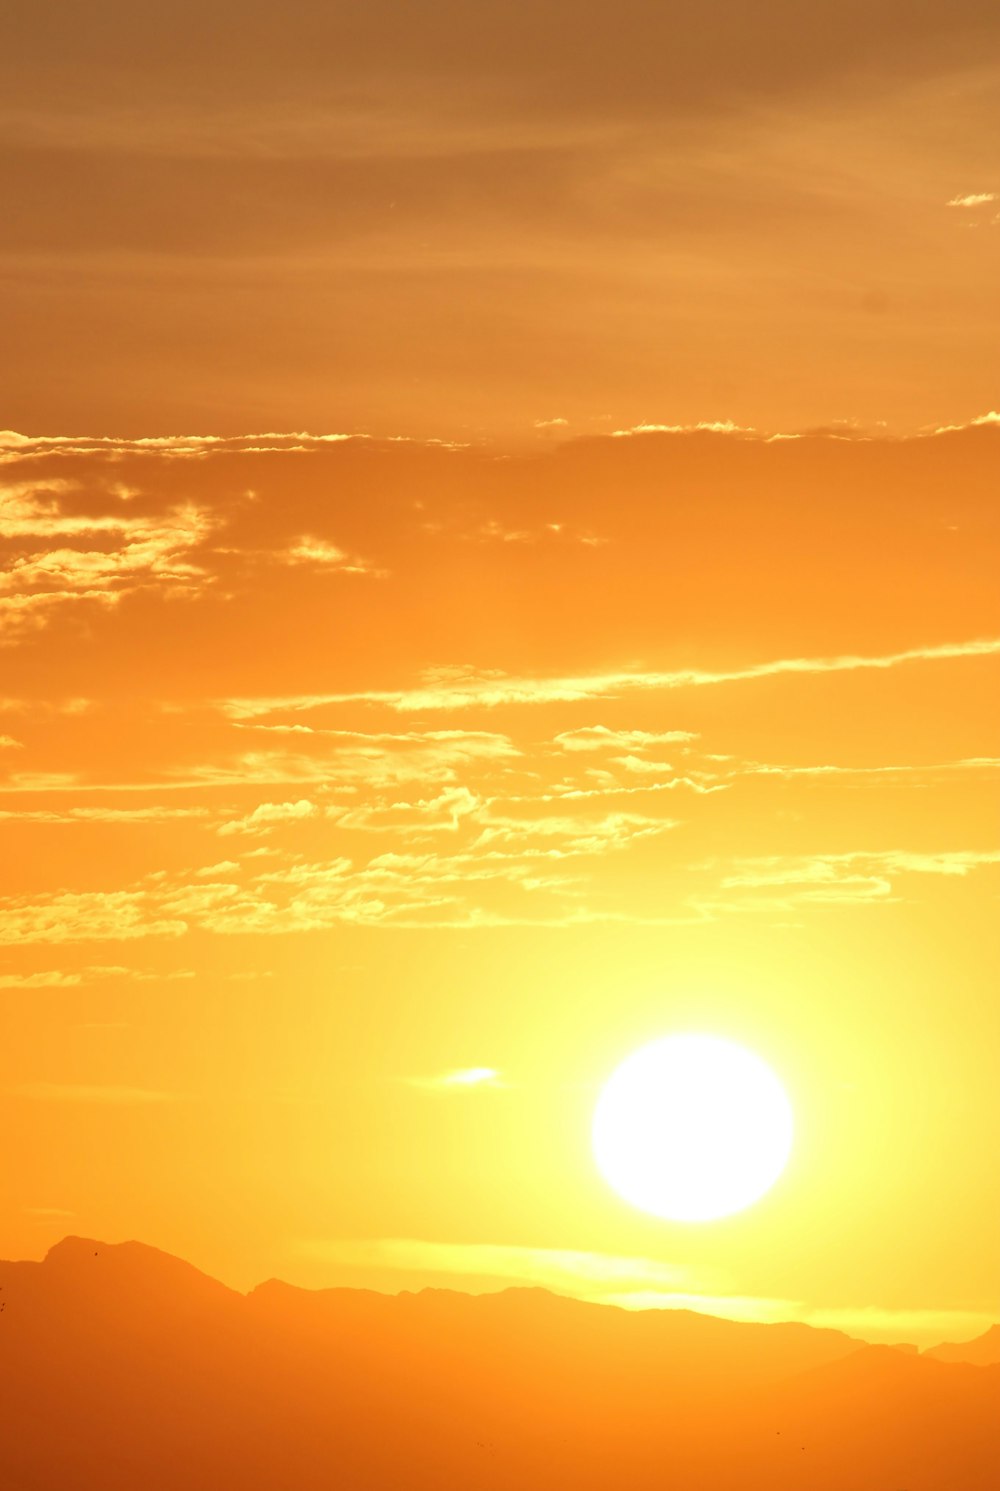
[592,1034,794,1222]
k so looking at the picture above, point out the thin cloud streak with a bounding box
[293,1238,1000,1344]
[222,636,1000,718]
[405,1067,505,1092]
[296,1238,694,1294]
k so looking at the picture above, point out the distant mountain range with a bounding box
[926,1323,1000,1366]
[0,1237,997,1490]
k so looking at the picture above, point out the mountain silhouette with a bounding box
[925,1322,1000,1366]
[0,1237,997,1490]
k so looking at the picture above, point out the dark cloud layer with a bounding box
[6,1,998,117]
[3,1,1000,436]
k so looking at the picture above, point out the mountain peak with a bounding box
[39,1235,239,1303]
[44,1234,110,1262]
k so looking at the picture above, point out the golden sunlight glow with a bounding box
[592,1035,794,1223]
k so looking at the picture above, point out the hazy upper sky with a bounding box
[4,0,1000,437]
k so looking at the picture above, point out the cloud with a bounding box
[611,420,753,437]
[0,588,122,640]
[0,431,477,471]
[504,770,725,804]
[217,798,319,836]
[471,808,676,858]
[0,786,679,942]
[2,0,1000,439]
[947,193,998,207]
[733,756,1000,783]
[295,1237,695,1296]
[406,1067,504,1091]
[719,862,896,905]
[720,848,1000,886]
[0,432,360,466]
[1,652,995,942]
[221,636,1000,717]
[333,785,483,834]
[802,1305,1000,1341]
[871,849,1000,878]
[0,966,193,989]
[471,518,606,547]
[555,726,698,752]
[0,696,92,718]
[0,479,217,638]
[612,755,681,775]
[184,732,519,793]
[932,410,1000,433]
[5,834,992,944]
[284,535,385,576]
[292,1238,1000,1343]
[704,848,1000,911]
[0,969,84,988]
[0,891,187,945]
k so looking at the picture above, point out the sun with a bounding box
[592,1034,794,1222]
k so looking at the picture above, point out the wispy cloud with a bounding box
[0,969,84,988]
[0,891,187,945]
[733,756,1000,783]
[295,1237,695,1295]
[702,848,1000,912]
[406,1067,505,1092]
[0,965,194,988]
[292,1238,1000,1343]
[719,848,1000,887]
[283,536,386,577]
[803,1305,1000,1341]
[611,420,753,437]
[180,732,519,792]
[221,636,1000,717]
[217,799,319,836]
[555,726,697,752]
[0,431,359,465]
[0,479,216,638]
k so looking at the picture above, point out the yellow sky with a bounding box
[0,422,998,1345]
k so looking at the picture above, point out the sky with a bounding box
[4,0,1000,437]
[2,2,999,1348]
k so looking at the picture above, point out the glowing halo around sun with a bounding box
[592,1034,794,1222]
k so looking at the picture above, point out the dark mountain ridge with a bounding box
[0,1237,997,1491]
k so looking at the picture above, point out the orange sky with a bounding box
[1,426,998,1345]
[2,2,999,1349]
